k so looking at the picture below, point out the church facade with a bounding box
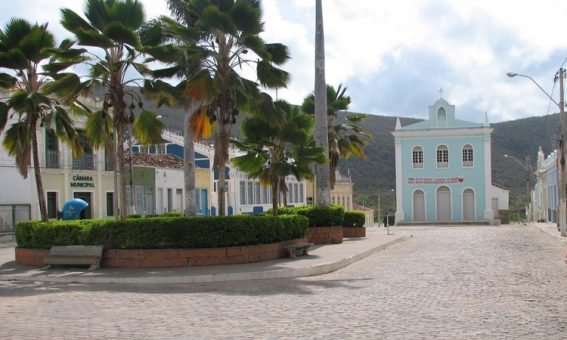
[392,98,502,224]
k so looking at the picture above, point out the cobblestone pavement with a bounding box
[1,225,566,339]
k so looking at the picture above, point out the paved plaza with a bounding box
[1,225,566,339]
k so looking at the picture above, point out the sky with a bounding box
[3,0,567,123]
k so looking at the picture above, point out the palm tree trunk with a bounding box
[31,127,48,222]
[314,0,331,206]
[215,128,229,216]
[271,178,279,216]
[184,102,196,216]
[117,123,127,220]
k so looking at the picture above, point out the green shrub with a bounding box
[15,214,309,249]
[274,205,345,227]
[343,211,365,227]
[162,211,183,217]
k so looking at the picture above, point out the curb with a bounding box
[531,224,567,245]
[1,236,411,285]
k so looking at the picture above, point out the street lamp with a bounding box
[377,189,394,228]
[507,69,567,237]
[504,154,532,222]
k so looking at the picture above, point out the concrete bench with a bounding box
[44,245,104,270]
[284,243,313,258]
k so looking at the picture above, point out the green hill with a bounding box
[341,113,561,212]
[145,90,558,213]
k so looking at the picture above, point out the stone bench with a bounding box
[284,243,313,258]
[44,245,104,270]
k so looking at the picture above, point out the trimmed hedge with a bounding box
[343,211,366,227]
[15,215,308,250]
[275,205,345,227]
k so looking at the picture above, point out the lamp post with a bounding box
[377,189,394,228]
[504,154,532,222]
[507,69,566,236]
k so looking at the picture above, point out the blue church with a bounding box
[392,97,503,225]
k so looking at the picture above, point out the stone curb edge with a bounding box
[530,224,567,245]
[2,235,411,285]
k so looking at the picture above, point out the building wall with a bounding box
[393,98,494,224]
[399,134,487,221]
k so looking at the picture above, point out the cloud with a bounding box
[3,0,567,123]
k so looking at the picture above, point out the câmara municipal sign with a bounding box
[70,175,95,188]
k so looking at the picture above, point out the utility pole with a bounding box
[558,68,566,236]
[525,156,530,222]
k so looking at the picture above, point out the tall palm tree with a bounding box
[166,0,290,216]
[302,84,372,188]
[231,100,325,215]
[0,18,84,222]
[142,15,208,217]
[314,0,331,206]
[60,0,163,220]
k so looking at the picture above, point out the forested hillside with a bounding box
[143,88,559,213]
[342,112,561,212]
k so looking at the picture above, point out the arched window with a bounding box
[462,144,473,167]
[412,146,423,169]
[437,145,449,168]
[437,107,446,126]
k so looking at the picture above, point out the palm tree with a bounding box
[142,15,209,217]
[61,0,163,220]
[0,18,84,222]
[165,0,290,216]
[314,0,331,206]
[231,100,325,215]
[302,84,372,188]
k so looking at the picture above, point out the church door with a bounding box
[436,186,451,221]
[463,189,475,220]
[413,190,425,221]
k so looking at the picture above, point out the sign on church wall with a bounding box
[408,177,464,185]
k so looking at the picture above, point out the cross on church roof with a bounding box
[439,88,444,99]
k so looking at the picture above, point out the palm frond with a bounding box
[133,110,164,144]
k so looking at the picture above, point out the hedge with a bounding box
[343,211,365,227]
[274,205,345,227]
[15,215,309,250]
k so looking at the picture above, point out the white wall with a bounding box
[490,185,509,210]
[155,167,184,213]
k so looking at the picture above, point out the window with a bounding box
[254,182,261,204]
[299,183,304,202]
[240,181,246,204]
[412,146,423,169]
[247,181,253,205]
[462,145,474,167]
[47,192,58,219]
[137,186,145,210]
[45,130,59,168]
[437,145,449,168]
[106,192,114,216]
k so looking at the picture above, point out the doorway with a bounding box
[73,192,92,219]
[413,190,425,221]
[463,189,475,220]
[436,186,451,221]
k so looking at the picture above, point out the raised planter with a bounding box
[307,226,343,244]
[15,237,309,268]
[342,227,366,238]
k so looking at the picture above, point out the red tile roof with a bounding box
[125,153,183,169]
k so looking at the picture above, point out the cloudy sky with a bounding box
[3,0,567,123]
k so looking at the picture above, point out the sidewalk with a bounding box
[530,222,567,245]
[0,228,410,285]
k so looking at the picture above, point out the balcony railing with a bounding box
[45,150,59,168]
[105,157,114,171]
[73,154,96,170]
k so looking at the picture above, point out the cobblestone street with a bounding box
[1,225,566,339]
